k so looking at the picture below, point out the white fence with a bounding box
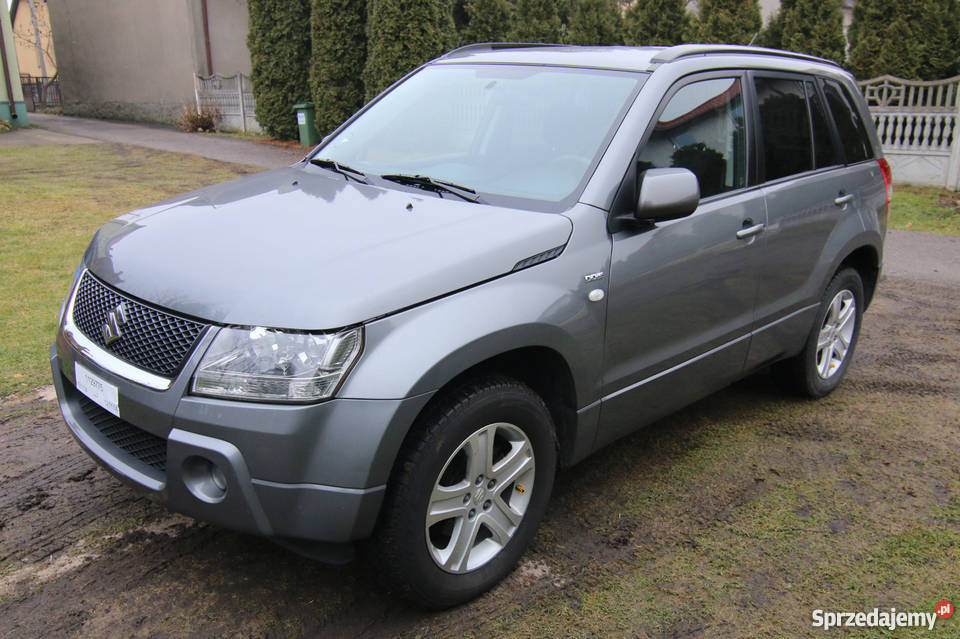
[859,74,960,190]
[193,73,260,133]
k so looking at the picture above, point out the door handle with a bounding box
[834,193,856,207]
[736,223,765,240]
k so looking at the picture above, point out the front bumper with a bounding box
[52,330,432,547]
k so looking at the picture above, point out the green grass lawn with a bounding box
[0,143,258,397]
[889,185,960,235]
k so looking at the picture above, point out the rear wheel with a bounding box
[373,377,557,609]
[774,267,864,398]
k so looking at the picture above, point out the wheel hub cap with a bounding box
[425,422,535,574]
[816,289,856,379]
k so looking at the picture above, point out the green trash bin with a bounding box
[293,102,320,146]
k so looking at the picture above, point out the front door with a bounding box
[596,74,765,449]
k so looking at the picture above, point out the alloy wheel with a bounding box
[816,289,856,379]
[425,422,535,573]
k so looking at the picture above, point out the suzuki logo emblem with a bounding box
[102,302,128,346]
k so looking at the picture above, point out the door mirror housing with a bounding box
[636,168,700,222]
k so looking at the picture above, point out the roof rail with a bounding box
[440,42,565,59]
[651,44,839,67]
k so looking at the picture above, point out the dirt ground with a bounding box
[1,272,958,639]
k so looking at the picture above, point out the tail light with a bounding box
[878,157,893,208]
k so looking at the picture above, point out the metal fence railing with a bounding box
[859,74,960,190]
[193,73,260,133]
[20,75,61,110]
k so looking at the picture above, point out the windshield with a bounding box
[316,64,644,206]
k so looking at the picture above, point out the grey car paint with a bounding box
[85,166,573,329]
[52,45,886,553]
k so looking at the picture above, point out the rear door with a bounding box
[744,73,862,369]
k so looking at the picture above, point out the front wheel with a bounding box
[373,377,557,609]
[775,267,864,398]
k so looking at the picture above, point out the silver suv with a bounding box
[52,44,890,607]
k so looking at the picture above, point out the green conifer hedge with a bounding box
[695,0,762,45]
[363,0,457,100]
[623,0,691,46]
[566,0,623,45]
[247,0,312,139]
[310,0,367,137]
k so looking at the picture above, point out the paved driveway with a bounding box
[883,229,960,286]
[27,113,305,169]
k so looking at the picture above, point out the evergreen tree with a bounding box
[567,0,623,45]
[694,0,762,45]
[781,0,845,63]
[914,0,960,80]
[460,0,514,44]
[755,0,791,49]
[247,0,312,139]
[510,0,563,43]
[755,11,782,48]
[452,0,471,35]
[848,0,960,79]
[310,0,367,137]
[556,0,578,42]
[623,0,691,46]
[363,0,457,100]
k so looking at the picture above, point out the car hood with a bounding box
[84,166,573,329]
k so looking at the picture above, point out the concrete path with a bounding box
[884,229,960,286]
[0,126,96,146]
[26,113,306,169]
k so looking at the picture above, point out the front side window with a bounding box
[638,77,746,198]
[822,79,874,164]
[318,64,643,205]
[755,77,814,181]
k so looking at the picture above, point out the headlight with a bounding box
[191,326,362,402]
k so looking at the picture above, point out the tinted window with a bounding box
[755,77,813,180]
[822,80,874,163]
[806,82,841,168]
[638,77,746,198]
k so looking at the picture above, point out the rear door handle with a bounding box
[834,193,856,207]
[736,223,765,240]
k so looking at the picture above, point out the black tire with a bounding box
[774,267,864,398]
[373,376,557,609]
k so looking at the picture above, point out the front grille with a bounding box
[77,394,168,473]
[72,272,207,377]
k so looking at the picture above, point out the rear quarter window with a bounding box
[822,79,875,164]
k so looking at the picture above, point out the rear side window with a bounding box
[638,77,746,198]
[822,80,874,163]
[806,81,841,168]
[754,77,813,180]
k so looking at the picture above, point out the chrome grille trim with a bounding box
[61,270,209,390]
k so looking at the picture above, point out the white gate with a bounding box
[193,73,260,133]
[859,74,960,190]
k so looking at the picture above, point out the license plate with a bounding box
[75,362,120,417]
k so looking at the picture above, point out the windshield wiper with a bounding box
[380,174,482,203]
[309,157,368,184]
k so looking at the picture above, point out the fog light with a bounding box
[210,464,227,492]
[182,455,228,503]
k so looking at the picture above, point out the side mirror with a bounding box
[636,168,700,222]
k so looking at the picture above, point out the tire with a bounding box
[373,376,557,609]
[774,267,864,398]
